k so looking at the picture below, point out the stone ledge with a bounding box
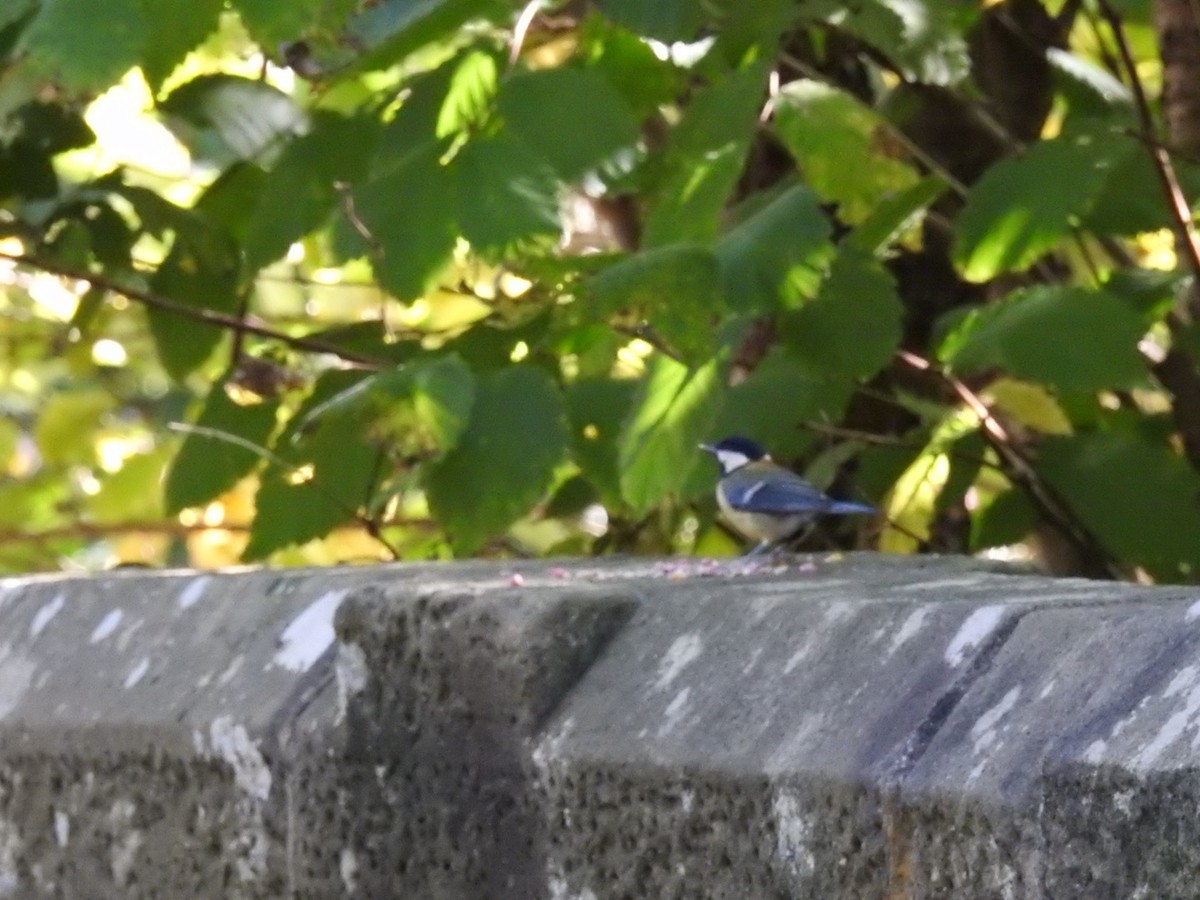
[0,555,1195,898]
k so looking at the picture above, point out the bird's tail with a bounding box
[826,500,875,515]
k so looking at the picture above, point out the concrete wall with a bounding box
[1,554,1199,898]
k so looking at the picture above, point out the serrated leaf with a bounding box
[454,133,560,252]
[497,67,640,181]
[243,112,380,272]
[590,243,723,361]
[165,381,280,513]
[242,371,381,559]
[160,75,308,167]
[1038,432,1200,578]
[34,389,114,466]
[230,0,323,47]
[780,246,903,378]
[300,354,475,456]
[773,80,920,222]
[954,134,1122,281]
[140,0,223,92]
[425,366,568,553]
[714,184,833,312]
[147,245,238,380]
[566,378,638,505]
[619,355,725,515]
[351,142,457,300]
[643,62,770,245]
[940,285,1146,391]
[437,49,499,137]
[20,0,145,92]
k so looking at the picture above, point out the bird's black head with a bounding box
[700,435,769,475]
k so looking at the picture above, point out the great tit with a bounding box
[700,435,875,555]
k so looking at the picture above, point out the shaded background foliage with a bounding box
[2,0,1200,579]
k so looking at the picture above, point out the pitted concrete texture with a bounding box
[1,556,1199,899]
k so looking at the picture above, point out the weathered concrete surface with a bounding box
[1,555,1199,898]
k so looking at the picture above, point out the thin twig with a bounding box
[0,520,250,546]
[895,349,1121,577]
[1099,1,1200,280]
[0,250,387,370]
[1099,1,1200,469]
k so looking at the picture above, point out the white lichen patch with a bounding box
[177,575,213,610]
[655,633,703,690]
[888,606,930,656]
[209,716,271,801]
[335,642,368,724]
[970,686,1021,756]
[273,590,348,672]
[339,846,358,894]
[531,716,575,776]
[29,593,65,638]
[1132,664,1200,770]
[88,609,123,644]
[658,687,691,736]
[945,605,1006,667]
[0,816,21,896]
[52,811,68,849]
[122,657,150,689]
[107,800,142,888]
[773,790,816,879]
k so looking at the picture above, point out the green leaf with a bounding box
[498,67,641,181]
[642,62,770,246]
[566,377,638,504]
[436,48,499,137]
[243,112,380,272]
[580,18,680,115]
[230,0,322,48]
[352,142,458,300]
[714,184,833,312]
[159,75,308,166]
[165,381,280,513]
[619,355,725,515]
[344,0,505,75]
[596,0,706,40]
[90,448,170,523]
[954,134,1122,281]
[425,366,568,553]
[712,348,857,460]
[940,285,1146,391]
[20,0,146,92]
[773,80,920,222]
[140,0,223,92]
[779,246,903,378]
[848,176,946,254]
[243,371,381,559]
[454,133,560,252]
[34,389,114,466]
[299,354,475,457]
[1038,432,1200,579]
[146,178,244,380]
[590,244,723,362]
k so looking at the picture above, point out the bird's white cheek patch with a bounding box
[716,449,751,471]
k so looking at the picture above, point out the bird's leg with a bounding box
[743,539,775,557]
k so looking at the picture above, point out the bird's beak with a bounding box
[699,443,715,454]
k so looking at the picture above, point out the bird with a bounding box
[699,435,875,556]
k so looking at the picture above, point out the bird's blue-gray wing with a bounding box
[721,468,834,513]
